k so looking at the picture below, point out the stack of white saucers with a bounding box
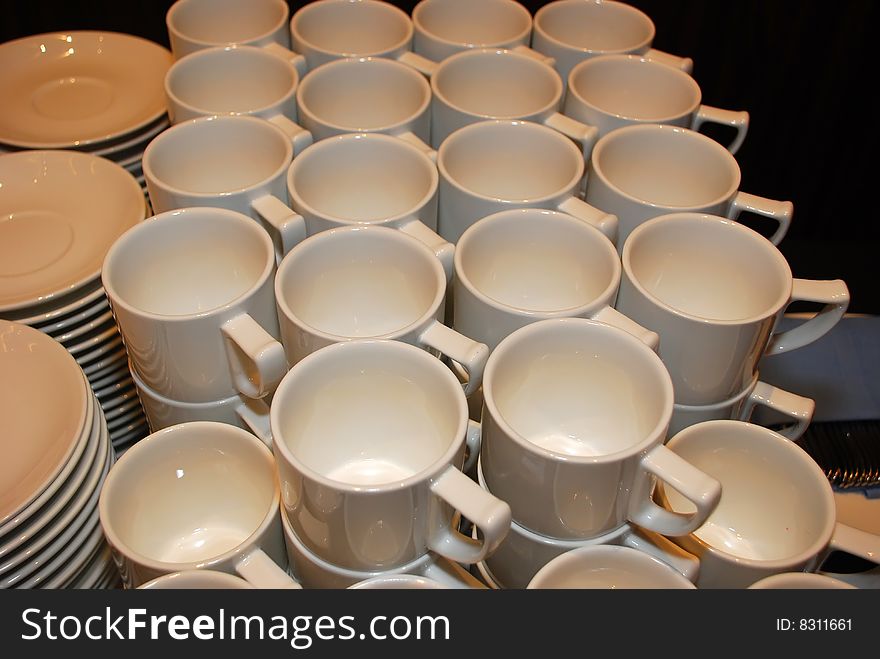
[0,30,172,207]
[0,321,118,589]
[0,150,150,454]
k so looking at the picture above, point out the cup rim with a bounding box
[130,366,254,409]
[270,339,470,494]
[167,0,289,51]
[533,0,655,55]
[661,420,837,570]
[274,224,446,342]
[437,119,584,204]
[621,212,794,326]
[98,421,281,576]
[138,569,257,589]
[590,123,741,210]
[412,0,532,50]
[567,53,701,123]
[287,132,439,226]
[454,208,621,319]
[165,44,300,120]
[483,317,674,464]
[432,47,563,121]
[290,0,414,60]
[101,207,276,323]
[296,56,431,135]
[142,114,294,199]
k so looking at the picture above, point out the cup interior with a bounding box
[569,56,699,121]
[415,0,531,46]
[145,117,290,194]
[105,210,272,316]
[441,121,581,201]
[434,50,560,118]
[488,320,670,457]
[278,227,441,338]
[458,210,618,312]
[102,424,276,565]
[167,46,296,114]
[536,0,653,52]
[530,546,692,588]
[169,0,287,45]
[274,342,463,487]
[293,0,411,56]
[299,58,429,131]
[290,135,435,221]
[626,215,791,321]
[665,423,834,562]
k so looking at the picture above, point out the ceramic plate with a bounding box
[81,347,128,378]
[31,295,110,335]
[7,282,106,326]
[0,151,145,313]
[75,335,125,368]
[0,32,171,149]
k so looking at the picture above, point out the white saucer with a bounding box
[8,282,106,326]
[31,295,110,335]
[0,32,171,149]
[75,335,124,368]
[81,347,128,378]
[53,310,115,344]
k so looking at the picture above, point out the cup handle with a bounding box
[726,191,794,246]
[543,112,599,163]
[643,47,694,74]
[418,320,489,397]
[691,105,749,155]
[427,465,511,565]
[398,218,455,282]
[630,444,722,537]
[235,547,302,589]
[395,130,437,163]
[419,556,489,589]
[220,313,288,400]
[261,41,308,81]
[266,114,313,156]
[740,381,814,440]
[620,527,701,583]
[251,194,308,261]
[591,305,660,352]
[462,419,481,476]
[235,397,273,448]
[555,196,618,245]
[826,522,880,565]
[397,51,439,77]
[764,279,850,355]
[510,44,556,66]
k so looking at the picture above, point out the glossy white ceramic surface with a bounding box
[586,124,793,248]
[0,151,144,313]
[101,207,285,402]
[616,213,849,404]
[0,31,171,149]
[481,317,720,539]
[139,570,255,589]
[271,339,510,571]
[748,572,857,589]
[437,120,617,244]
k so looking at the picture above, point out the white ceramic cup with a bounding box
[480,317,721,540]
[295,56,433,157]
[142,115,309,260]
[163,44,312,152]
[660,420,880,589]
[98,421,298,588]
[585,123,794,249]
[527,545,697,589]
[532,0,693,85]
[437,119,617,244]
[565,54,749,154]
[270,339,511,571]
[285,132,453,277]
[138,570,255,589]
[275,225,488,395]
[748,572,858,590]
[281,508,485,589]
[429,47,598,161]
[669,373,814,440]
[412,0,532,62]
[454,208,655,353]
[289,0,435,73]
[131,367,272,445]
[166,0,305,77]
[348,574,449,589]
[475,459,699,589]
[616,213,850,405]
[101,207,287,403]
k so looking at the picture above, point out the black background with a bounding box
[1,0,876,314]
